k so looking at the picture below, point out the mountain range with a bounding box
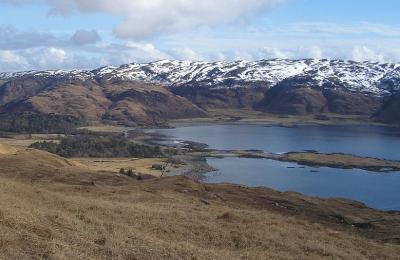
[1,59,399,128]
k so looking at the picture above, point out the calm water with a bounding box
[151,124,400,210]
[154,124,400,160]
[207,158,400,211]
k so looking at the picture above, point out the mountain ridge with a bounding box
[1,59,400,96]
[1,59,400,127]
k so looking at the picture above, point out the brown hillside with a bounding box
[0,146,399,259]
[0,80,206,126]
[171,86,268,110]
[375,93,400,125]
[257,87,327,115]
[256,85,383,116]
[29,82,111,122]
[0,78,54,106]
[102,82,207,126]
[323,89,383,115]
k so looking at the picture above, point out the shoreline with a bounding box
[168,109,400,129]
[138,124,400,211]
[165,152,400,213]
[168,149,400,179]
[3,114,400,212]
[77,109,400,133]
[141,129,400,174]
[2,129,400,213]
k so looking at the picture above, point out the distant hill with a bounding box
[0,78,206,129]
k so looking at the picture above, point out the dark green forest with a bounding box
[0,113,85,134]
[30,132,164,158]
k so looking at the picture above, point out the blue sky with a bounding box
[0,0,399,71]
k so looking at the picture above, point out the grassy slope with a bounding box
[0,146,400,259]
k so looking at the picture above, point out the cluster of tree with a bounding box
[0,112,85,134]
[29,132,164,158]
[119,168,143,180]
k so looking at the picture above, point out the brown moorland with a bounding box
[0,144,400,259]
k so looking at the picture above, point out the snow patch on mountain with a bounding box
[1,59,400,96]
[0,69,93,81]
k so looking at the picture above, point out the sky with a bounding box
[0,0,399,71]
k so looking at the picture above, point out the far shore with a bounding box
[70,109,400,134]
[168,108,399,128]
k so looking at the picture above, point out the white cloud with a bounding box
[2,43,400,72]
[307,46,323,59]
[207,46,324,61]
[41,47,66,66]
[214,52,227,61]
[2,0,400,67]
[260,47,291,59]
[0,50,26,64]
[169,48,204,61]
[0,50,27,71]
[123,42,170,62]
[21,0,286,39]
[352,46,385,63]
[96,42,171,65]
[24,47,67,68]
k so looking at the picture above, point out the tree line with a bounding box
[0,112,85,134]
[30,132,165,158]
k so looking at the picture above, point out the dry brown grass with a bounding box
[0,134,63,148]
[0,143,18,155]
[78,126,134,133]
[0,145,399,259]
[73,157,167,177]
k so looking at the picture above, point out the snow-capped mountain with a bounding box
[1,59,400,96]
[0,69,93,81]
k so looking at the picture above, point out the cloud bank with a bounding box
[1,1,400,71]
[1,0,286,39]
